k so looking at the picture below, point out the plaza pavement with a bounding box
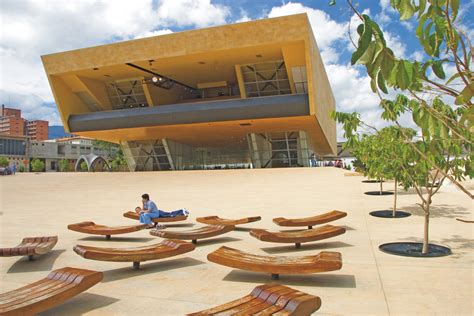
[0,167,472,315]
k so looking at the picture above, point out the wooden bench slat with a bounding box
[231,287,296,315]
[67,221,147,237]
[74,239,195,269]
[187,284,321,315]
[0,236,57,259]
[123,211,187,223]
[196,216,261,226]
[0,267,102,315]
[0,271,80,308]
[273,210,347,228]
[207,246,342,275]
[150,224,234,242]
[250,224,346,247]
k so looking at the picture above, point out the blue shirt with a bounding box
[144,200,159,213]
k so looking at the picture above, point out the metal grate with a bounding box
[241,60,291,98]
[106,79,149,110]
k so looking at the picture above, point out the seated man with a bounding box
[135,193,189,229]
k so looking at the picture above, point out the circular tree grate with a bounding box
[369,210,411,218]
[362,180,384,183]
[364,191,394,196]
[379,242,451,257]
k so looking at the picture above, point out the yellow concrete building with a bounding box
[42,13,336,171]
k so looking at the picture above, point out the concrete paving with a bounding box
[0,167,472,315]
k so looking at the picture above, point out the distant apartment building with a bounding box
[0,105,49,140]
[26,120,49,140]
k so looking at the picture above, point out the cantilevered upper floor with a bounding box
[41,13,336,155]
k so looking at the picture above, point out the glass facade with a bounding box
[0,138,26,156]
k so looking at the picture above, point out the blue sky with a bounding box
[0,0,472,139]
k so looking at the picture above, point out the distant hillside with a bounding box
[48,125,72,139]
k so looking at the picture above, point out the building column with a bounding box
[297,131,311,167]
[247,133,272,168]
[120,141,137,172]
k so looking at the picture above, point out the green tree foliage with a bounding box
[58,159,69,172]
[331,0,473,198]
[31,159,45,173]
[0,157,8,167]
[80,161,88,172]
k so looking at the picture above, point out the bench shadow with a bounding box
[38,293,119,316]
[235,227,254,232]
[195,237,241,247]
[260,241,354,254]
[78,236,154,242]
[102,257,205,283]
[7,249,66,273]
[223,270,356,288]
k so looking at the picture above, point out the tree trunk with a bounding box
[422,203,430,254]
[393,180,398,217]
[380,179,383,195]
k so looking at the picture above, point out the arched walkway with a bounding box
[75,153,110,172]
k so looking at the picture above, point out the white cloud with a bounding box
[0,90,62,125]
[134,29,174,39]
[156,0,231,28]
[267,2,347,52]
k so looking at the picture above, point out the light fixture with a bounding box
[256,54,263,58]
[152,76,159,83]
[93,67,99,70]
[198,61,206,64]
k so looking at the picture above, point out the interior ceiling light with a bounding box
[256,54,263,58]
[198,61,206,64]
[239,123,252,126]
[93,67,99,70]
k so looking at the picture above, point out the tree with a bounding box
[0,157,8,167]
[334,103,466,254]
[330,0,472,254]
[330,0,472,198]
[31,159,45,173]
[58,159,69,172]
[80,161,88,172]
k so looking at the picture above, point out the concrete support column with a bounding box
[164,139,194,170]
[297,131,310,167]
[120,141,137,172]
[247,133,272,168]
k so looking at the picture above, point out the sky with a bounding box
[0,0,472,140]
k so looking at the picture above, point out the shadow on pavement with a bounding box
[38,293,119,315]
[103,257,205,283]
[7,249,66,273]
[223,270,356,288]
[261,241,353,254]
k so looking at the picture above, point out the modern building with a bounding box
[0,134,31,171]
[0,105,49,140]
[41,14,336,171]
[26,120,49,141]
[30,136,111,171]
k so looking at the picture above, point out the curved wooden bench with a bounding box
[273,210,347,229]
[68,221,147,240]
[74,239,195,269]
[188,283,321,315]
[207,246,342,280]
[0,236,58,261]
[0,267,103,316]
[123,211,187,223]
[150,225,234,244]
[250,224,346,248]
[196,216,261,226]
